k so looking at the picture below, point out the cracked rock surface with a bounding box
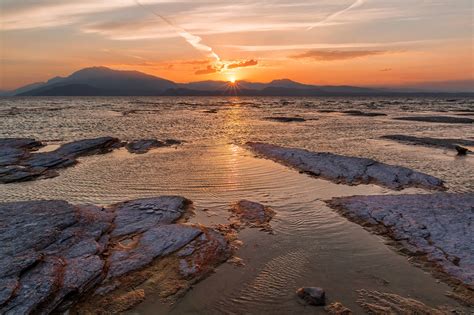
[0,196,231,314]
[327,193,474,289]
[247,142,444,190]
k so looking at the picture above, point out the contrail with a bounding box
[307,0,365,30]
[133,0,222,65]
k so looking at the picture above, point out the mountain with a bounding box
[8,66,473,96]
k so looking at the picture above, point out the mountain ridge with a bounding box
[4,66,473,96]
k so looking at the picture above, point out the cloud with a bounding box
[226,59,258,69]
[195,65,219,75]
[291,50,386,61]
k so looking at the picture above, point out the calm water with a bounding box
[0,96,473,313]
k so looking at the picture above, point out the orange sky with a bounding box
[1,0,473,90]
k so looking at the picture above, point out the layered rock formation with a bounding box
[0,196,231,314]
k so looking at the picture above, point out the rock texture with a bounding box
[247,142,444,190]
[394,116,473,124]
[230,200,275,232]
[125,139,181,154]
[0,196,231,314]
[0,137,121,183]
[381,135,474,152]
[327,193,474,289]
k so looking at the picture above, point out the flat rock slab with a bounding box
[0,196,231,314]
[381,135,474,151]
[263,116,306,122]
[327,193,474,289]
[247,142,444,190]
[0,137,121,184]
[394,116,473,124]
[125,139,181,154]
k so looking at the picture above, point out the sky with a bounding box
[0,0,473,90]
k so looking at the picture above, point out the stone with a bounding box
[455,145,469,155]
[230,200,275,231]
[325,302,352,315]
[0,196,231,314]
[327,193,474,289]
[263,116,306,122]
[247,142,444,190]
[296,287,326,306]
[0,137,121,183]
[394,116,473,124]
[342,110,386,117]
[125,138,182,153]
[381,135,474,151]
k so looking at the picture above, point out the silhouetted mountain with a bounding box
[10,66,474,96]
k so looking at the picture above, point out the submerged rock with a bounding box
[0,196,231,314]
[125,139,181,154]
[296,287,326,306]
[263,116,306,122]
[342,110,386,117]
[327,193,474,289]
[394,116,473,124]
[325,302,352,314]
[247,142,445,190]
[230,200,275,231]
[381,135,474,152]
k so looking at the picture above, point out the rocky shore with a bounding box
[327,193,474,296]
[0,137,181,183]
[0,196,231,314]
[246,142,445,190]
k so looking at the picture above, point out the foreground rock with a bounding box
[455,145,470,155]
[296,287,326,306]
[0,137,121,183]
[394,116,473,124]
[0,196,231,314]
[327,193,474,290]
[229,200,275,232]
[125,139,181,154]
[263,116,306,122]
[381,135,474,152]
[247,142,444,190]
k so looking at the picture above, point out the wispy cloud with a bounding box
[291,50,386,61]
[227,59,258,69]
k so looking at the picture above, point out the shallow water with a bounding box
[0,96,473,313]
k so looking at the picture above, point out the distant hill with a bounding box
[8,66,474,96]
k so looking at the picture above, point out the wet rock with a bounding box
[125,139,181,154]
[263,116,306,122]
[394,116,473,124]
[455,145,469,155]
[230,200,275,231]
[296,287,326,306]
[342,110,386,117]
[0,137,121,183]
[327,193,474,289]
[381,135,474,152]
[0,196,231,314]
[247,142,444,191]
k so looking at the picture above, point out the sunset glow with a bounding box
[0,0,473,91]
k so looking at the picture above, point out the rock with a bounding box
[342,110,386,117]
[0,196,231,314]
[325,302,352,314]
[263,116,306,122]
[0,137,121,184]
[296,287,326,306]
[381,135,474,151]
[327,193,474,289]
[455,145,469,155]
[247,142,445,191]
[394,116,473,124]
[125,139,182,153]
[230,200,275,231]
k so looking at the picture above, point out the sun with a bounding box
[229,76,236,84]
